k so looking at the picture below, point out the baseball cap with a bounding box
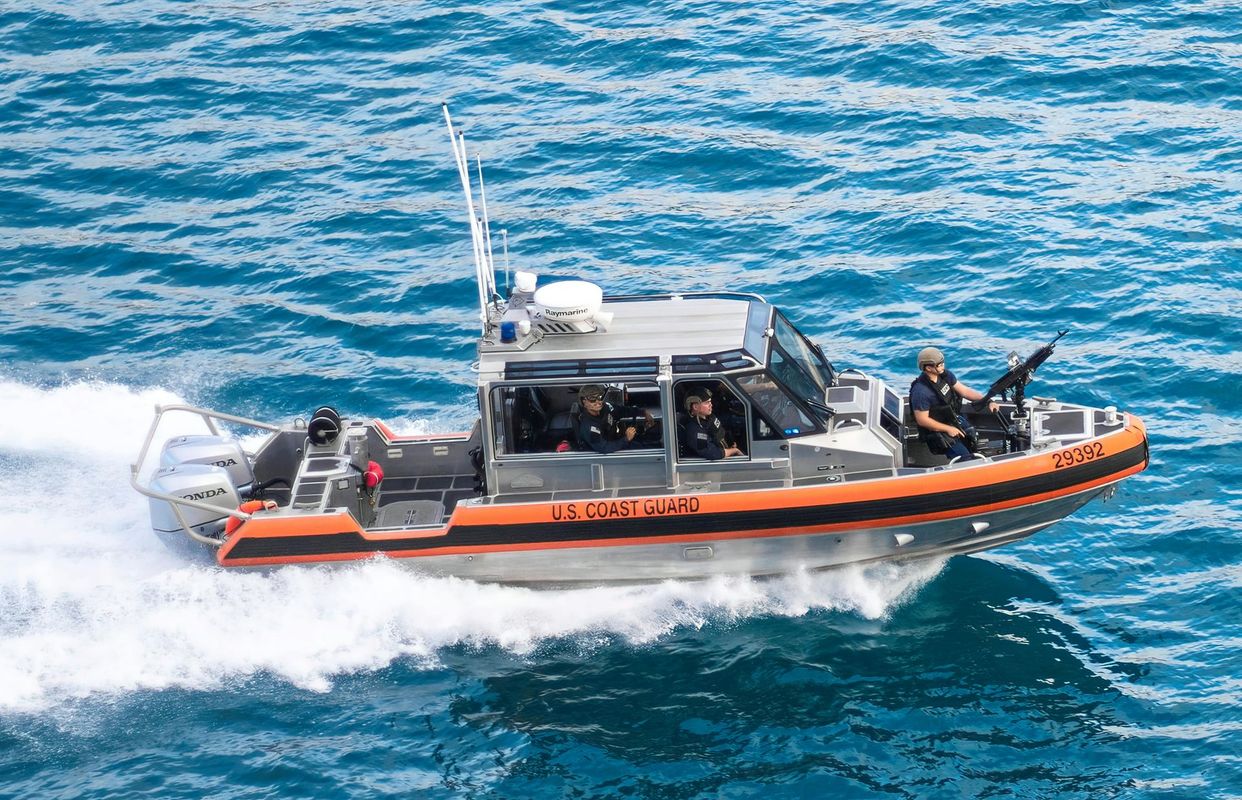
[684,388,713,412]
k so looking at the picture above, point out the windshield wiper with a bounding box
[804,397,836,422]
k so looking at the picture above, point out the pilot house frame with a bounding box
[474,292,902,503]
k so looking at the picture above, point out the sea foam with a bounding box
[0,379,942,713]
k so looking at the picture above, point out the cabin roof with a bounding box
[476,296,762,379]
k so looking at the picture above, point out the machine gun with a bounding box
[976,330,1067,411]
[971,331,1066,453]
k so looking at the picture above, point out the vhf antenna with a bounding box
[442,103,498,334]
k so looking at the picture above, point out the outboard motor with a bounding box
[148,463,241,541]
[160,434,255,494]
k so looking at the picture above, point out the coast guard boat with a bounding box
[131,107,1149,584]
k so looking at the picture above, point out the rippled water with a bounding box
[2,1,1240,797]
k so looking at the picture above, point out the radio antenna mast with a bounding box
[476,153,497,299]
[442,103,494,334]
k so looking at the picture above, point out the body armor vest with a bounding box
[912,373,961,428]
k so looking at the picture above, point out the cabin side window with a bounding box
[735,372,815,439]
[489,382,663,455]
[673,379,749,460]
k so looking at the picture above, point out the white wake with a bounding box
[0,379,943,713]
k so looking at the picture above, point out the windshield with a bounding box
[772,313,835,397]
[736,372,815,438]
[769,348,821,409]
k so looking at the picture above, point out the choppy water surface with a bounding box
[2,1,1240,797]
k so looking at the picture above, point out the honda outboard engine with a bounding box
[148,463,241,541]
[160,434,254,494]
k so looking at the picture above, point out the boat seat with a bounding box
[528,386,579,450]
[904,434,949,468]
[676,412,693,459]
[543,406,576,448]
[567,402,583,450]
[902,398,949,467]
[501,395,520,453]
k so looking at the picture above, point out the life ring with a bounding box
[225,499,277,535]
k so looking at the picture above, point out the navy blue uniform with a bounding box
[683,414,730,460]
[576,402,646,454]
[910,370,978,458]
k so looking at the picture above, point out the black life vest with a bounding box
[706,415,728,448]
[598,403,623,439]
[576,403,624,445]
[684,413,728,459]
[911,372,961,430]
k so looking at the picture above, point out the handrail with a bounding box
[129,404,283,547]
[604,291,768,304]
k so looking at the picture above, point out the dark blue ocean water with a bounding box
[2,1,1240,797]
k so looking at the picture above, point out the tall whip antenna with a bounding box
[442,103,492,334]
[476,153,497,298]
[501,229,510,294]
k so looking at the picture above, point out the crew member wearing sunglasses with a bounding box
[910,347,998,462]
[575,384,656,454]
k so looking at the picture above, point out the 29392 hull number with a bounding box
[1052,442,1105,468]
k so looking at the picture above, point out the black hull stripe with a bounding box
[224,441,1147,561]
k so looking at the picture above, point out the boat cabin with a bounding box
[474,288,908,503]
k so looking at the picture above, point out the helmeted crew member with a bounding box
[576,384,655,454]
[910,346,999,462]
[683,390,743,460]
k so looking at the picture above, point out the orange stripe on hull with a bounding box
[217,420,1147,568]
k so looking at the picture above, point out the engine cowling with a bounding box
[159,434,254,492]
[148,463,241,538]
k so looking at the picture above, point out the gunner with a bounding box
[910,346,999,462]
[575,384,656,454]
[683,389,744,460]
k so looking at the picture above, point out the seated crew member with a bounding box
[575,384,655,454]
[910,346,999,462]
[683,390,744,459]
